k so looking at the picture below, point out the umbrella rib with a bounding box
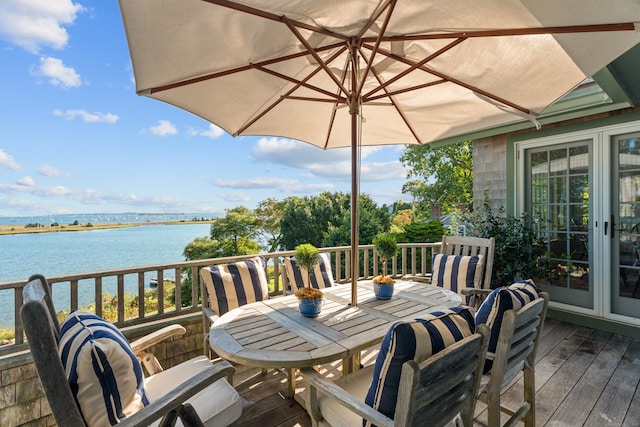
[202,0,349,41]
[361,37,467,100]
[324,58,352,149]
[366,80,446,102]
[356,0,395,39]
[355,0,397,101]
[235,46,349,136]
[364,42,531,115]
[282,16,350,97]
[254,66,342,101]
[144,43,342,95]
[360,51,421,144]
[361,22,639,42]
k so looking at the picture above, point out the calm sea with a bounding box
[0,216,214,328]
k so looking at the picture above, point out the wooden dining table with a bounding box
[208,279,462,397]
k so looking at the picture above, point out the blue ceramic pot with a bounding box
[299,297,323,317]
[373,282,394,300]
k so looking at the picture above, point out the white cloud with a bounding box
[212,177,297,189]
[188,123,226,139]
[53,109,119,123]
[0,183,72,197]
[0,0,85,53]
[219,192,251,203]
[149,120,178,136]
[38,164,69,177]
[33,56,82,88]
[252,136,405,182]
[17,176,35,186]
[0,149,21,170]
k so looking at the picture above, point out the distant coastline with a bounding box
[0,219,215,235]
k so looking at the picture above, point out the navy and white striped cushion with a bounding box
[58,311,148,427]
[363,306,476,424]
[432,253,483,300]
[284,252,335,292]
[475,279,539,373]
[200,256,269,315]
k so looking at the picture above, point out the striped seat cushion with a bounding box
[284,252,335,292]
[200,256,269,315]
[431,253,484,301]
[58,311,148,427]
[475,279,539,373]
[363,306,476,423]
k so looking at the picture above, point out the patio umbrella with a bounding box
[118,0,640,306]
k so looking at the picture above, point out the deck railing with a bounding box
[0,242,440,356]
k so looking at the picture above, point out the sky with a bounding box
[0,0,411,218]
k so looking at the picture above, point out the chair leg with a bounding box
[523,362,536,427]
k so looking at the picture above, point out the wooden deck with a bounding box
[231,319,640,427]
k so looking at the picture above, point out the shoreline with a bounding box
[0,220,214,235]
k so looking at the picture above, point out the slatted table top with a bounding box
[209,280,462,368]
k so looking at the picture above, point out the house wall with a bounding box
[0,313,204,426]
[472,134,508,210]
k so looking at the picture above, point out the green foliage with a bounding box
[373,233,399,276]
[465,201,544,286]
[280,192,390,249]
[293,243,320,291]
[293,243,320,273]
[399,220,446,243]
[210,206,260,256]
[400,141,473,216]
[254,198,285,252]
[373,233,399,263]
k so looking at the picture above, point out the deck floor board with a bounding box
[229,320,640,427]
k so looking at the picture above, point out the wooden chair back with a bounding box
[303,326,489,427]
[20,275,88,427]
[440,235,495,289]
[480,292,549,427]
[395,325,490,427]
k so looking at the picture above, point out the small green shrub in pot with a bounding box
[373,233,399,284]
[293,243,323,299]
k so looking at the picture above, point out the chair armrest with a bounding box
[461,287,493,309]
[120,361,236,427]
[460,288,492,297]
[401,274,432,283]
[203,306,219,327]
[301,367,394,427]
[130,324,186,356]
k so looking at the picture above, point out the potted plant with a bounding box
[373,233,399,299]
[293,243,324,317]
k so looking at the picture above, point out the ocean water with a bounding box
[0,220,212,328]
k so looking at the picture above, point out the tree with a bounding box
[209,206,260,256]
[254,197,285,252]
[400,141,473,216]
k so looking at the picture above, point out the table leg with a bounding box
[287,368,295,397]
[342,352,361,375]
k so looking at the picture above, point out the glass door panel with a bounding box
[611,133,640,317]
[526,141,592,308]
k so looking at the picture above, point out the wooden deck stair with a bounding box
[231,319,640,427]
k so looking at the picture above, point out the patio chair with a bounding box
[20,274,252,427]
[283,252,336,293]
[199,256,292,389]
[404,235,495,306]
[302,307,489,427]
[200,256,270,350]
[474,281,549,427]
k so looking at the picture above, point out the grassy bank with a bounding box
[0,219,214,236]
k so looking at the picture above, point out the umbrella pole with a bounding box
[350,104,359,307]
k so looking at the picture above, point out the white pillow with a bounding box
[58,311,148,427]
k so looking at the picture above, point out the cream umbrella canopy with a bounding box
[118,0,640,306]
